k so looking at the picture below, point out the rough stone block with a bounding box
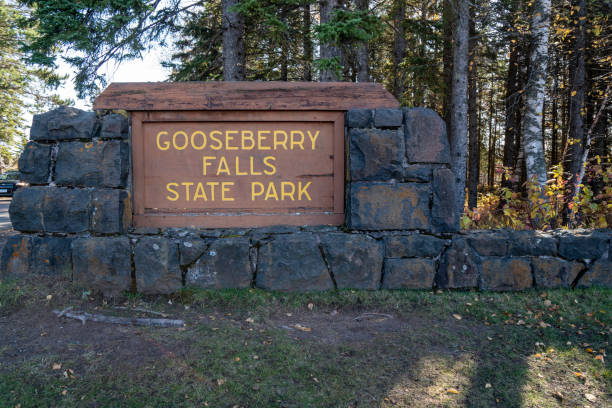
[480,257,532,291]
[135,237,182,295]
[179,237,207,266]
[91,189,131,234]
[532,257,583,288]
[9,187,46,232]
[30,106,98,141]
[55,140,129,188]
[436,237,479,289]
[100,113,128,139]
[577,255,612,288]
[346,109,372,128]
[404,164,439,182]
[1,235,32,278]
[320,233,383,289]
[186,237,252,288]
[384,234,446,258]
[466,232,508,256]
[558,233,609,260]
[18,142,50,184]
[381,258,436,289]
[349,182,431,230]
[508,231,557,256]
[31,236,72,278]
[431,168,459,232]
[72,237,131,297]
[43,187,90,233]
[404,108,450,163]
[350,128,404,181]
[374,108,403,128]
[256,233,333,291]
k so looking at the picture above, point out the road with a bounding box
[0,198,11,231]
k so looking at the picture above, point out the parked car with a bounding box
[0,170,25,197]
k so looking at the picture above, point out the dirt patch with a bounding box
[267,309,491,349]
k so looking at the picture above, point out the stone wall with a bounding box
[2,106,610,296]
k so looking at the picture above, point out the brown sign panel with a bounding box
[131,111,344,228]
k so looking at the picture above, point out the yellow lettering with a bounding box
[290,130,305,150]
[173,131,188,150]
[193,182,208,201]
[226,130,238,150]
[263,156,276,175]
[298,181,311,201]
[241,130,255,150]
[273,130,288,150]
[203,156,215,176]
[209,130,223,150]
[191,131,207,150]
[166,182,179,201]
[265,182,279,201]
[208,181,218,201]
[250,156,262,175]
[281,182,295,201]
[307,130,320,150]
[258,130,271,150]
[221,182,234,201]
[251,182,264,200]
[181,182,194,201]
[216,156,230,175]
[156,131,170,151]
[235,156,248,176]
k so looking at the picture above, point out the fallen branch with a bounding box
[53,309,185,327]
[56,306,73,318]
[112,306,166,317]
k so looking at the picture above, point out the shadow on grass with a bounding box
[0,283,610,407]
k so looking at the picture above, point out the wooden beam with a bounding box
[93,81,399,111]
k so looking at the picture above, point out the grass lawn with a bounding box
[0,276,610,407]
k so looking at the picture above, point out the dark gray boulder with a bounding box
[320,233,383,289]
[256,234,333,291]
[134,237,182,295]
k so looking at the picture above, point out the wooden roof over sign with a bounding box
[93,81,399,111]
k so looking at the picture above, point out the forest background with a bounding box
[1,0,610,230]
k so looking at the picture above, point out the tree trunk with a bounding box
[521,0,550,187]
[564,0,586,202]
[319,0,342,81]
[413,0,428,106]
[442,0,453,131]
[392,0,406,101]
[502,35,521,186]
[302,3,313,81]
[280,10,288,81]
[222,0,246,81]
[450,0,469,216]
[467,9,478,209]
[551,59,558,165]
[355,0,369,82]
[488,85,496,188]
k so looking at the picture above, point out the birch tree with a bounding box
[449,0,469,216]
[521,0,551,187]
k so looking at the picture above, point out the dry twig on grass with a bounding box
[112,306,166,317]
[52,309,185,327]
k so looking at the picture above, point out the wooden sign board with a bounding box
[131,111,344,227]
[94,82,399,228]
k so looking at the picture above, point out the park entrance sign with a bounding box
[8,81,609,296]
[93,82,398,228]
